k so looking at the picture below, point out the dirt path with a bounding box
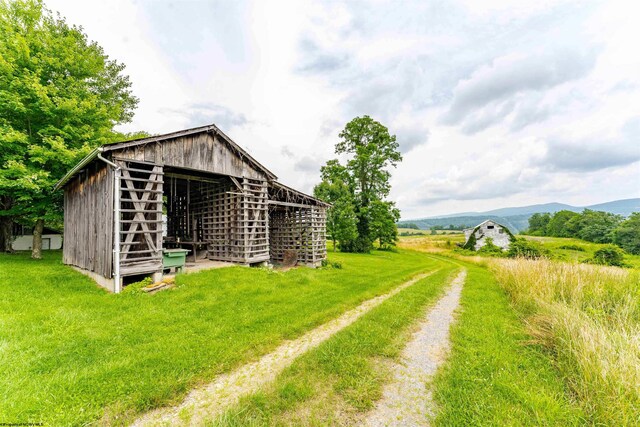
[362,269,466,427]
[131,270,440,426]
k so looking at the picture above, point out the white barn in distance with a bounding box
[463,220,512,251]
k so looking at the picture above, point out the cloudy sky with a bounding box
[48,0,640,218]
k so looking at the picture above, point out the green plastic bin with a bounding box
[163,249,190,273]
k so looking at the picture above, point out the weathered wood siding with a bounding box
[63,162,114,278]
[201,177,270,264]
[269,206,327,266]
[110,132,268,180]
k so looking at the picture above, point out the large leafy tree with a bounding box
[614,212,640,255]
[0,0,138,258]
[313,160,358,252]
[369,199,400,249]
[315,116,402,252]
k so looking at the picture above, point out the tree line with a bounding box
[397,222,468,231]
[527,210,640,254]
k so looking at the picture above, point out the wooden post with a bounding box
[31,218,44,260]
[113,167,121,293]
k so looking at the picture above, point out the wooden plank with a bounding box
[62,161,115,278]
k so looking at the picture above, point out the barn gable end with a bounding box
[103,127,273,181]
[463,220,512,251]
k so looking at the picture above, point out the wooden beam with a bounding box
[268,200,315,209]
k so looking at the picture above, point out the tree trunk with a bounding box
[31,218,44,260]
[0,216,13,252]
[0,196,14,253]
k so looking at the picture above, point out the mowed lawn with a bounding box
[432,261,585,426]
[213,265,459,426]
[0,249,443,425]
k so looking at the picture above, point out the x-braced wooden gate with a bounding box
[116,159,164,277]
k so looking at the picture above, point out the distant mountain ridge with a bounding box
[402,198,640,232]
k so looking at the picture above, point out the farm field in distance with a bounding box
[397,227,464,235]
[400,230,640,268]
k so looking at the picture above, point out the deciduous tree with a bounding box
[546,210,580,237]
[614,212,640,254]
[313,160,357,251]
[314,116,402,253]
[0,0,138,258]
[527,212,551,235]
[575,210,622,243]
[369,199,400,249]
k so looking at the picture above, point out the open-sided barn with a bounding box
[54,124,328,292]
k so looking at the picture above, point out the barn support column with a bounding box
[113,166,122,293]
[97,151,123,292]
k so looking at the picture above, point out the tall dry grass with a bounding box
[491,258,640,425]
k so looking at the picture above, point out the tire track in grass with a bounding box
[131,269,441,427]
[362,269,466,427]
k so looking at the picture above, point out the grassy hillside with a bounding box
[522,235,640,268]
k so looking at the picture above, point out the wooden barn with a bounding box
[462,219,513,251]
[54,124,328,292]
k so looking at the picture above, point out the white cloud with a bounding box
[539,116,640,172]
[440,48,598,131]
[44,0,640,219]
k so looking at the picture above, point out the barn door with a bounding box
[117,159,164,276]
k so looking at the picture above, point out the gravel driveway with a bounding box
[131,270,439,427]
[362,269,466,427]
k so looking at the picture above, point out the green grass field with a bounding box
[213,255,591,426]
[523,235,640,268]
[0,249,441,425]
[401,234,640,425]
[491,258,640,425]
[2,233,637,425]
[212,264,459,426]
[432,261,584,426]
